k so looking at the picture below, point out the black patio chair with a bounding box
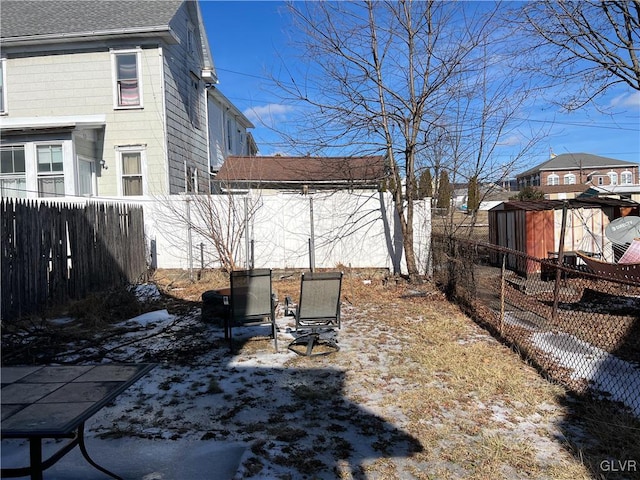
[226,268,277,352]
[288,271,343,357]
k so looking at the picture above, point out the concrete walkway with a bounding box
[1,437,246,480]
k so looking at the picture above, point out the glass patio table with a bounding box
[1,364,155,480]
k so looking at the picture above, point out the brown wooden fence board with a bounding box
[1,199,147,322]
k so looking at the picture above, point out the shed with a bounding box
[488,198,639,276]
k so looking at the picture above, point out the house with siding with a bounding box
[0,0,254,199]
[516,153,639,200]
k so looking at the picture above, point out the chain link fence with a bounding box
[432,232,640,417]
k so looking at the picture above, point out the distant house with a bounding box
[516,153,639,200]
[215,155,387,194]
[452,182,512,211]
[208,88,257,173]
[0,0,253,199]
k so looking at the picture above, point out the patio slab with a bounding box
[1,437,246,480]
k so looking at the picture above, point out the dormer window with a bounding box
[112,49,143,109]
[187,22,196,56]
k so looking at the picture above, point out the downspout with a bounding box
[158,47,170,195]
[204,85,212,192]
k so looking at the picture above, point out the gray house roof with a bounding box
[1,1,183,40]
[1,0,216,81]
[517,153,638,177]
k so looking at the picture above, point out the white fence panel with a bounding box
[85,191,431,274]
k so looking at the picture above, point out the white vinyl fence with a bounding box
[144,190,432,275]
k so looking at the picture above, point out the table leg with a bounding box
[77,423,123,480]
[28,438,43,480]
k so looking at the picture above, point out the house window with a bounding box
[37,144,65,197]
[186,165,198,193]
[547,174,559,186]
[0,145,26,198]
[0,58,6,114]
[621,171,633,185]
[563,173,576,185]
[226,118,233,151]
[189,74,201,129]
[112,50,142,108]
[608,172,618,185]
[597,176,604,186]
[120,149,144,196]
[187,22,196,56]
[77,156,96,197]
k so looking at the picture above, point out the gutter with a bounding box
[0,26,179,47]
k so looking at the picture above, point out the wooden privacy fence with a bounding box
[1,199,147,321]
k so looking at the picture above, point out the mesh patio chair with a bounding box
[288,271,343,357]
[226,268,278,352]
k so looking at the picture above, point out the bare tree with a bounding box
[277,1,532,282]
[274,1,544,280]
[154,188,259,273]
[520,0,640,110]
[433,34,546,237]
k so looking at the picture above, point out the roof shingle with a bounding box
[517,153,638,178]
[216,156,386,186]
[0,1,183,40]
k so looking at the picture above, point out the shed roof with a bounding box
[216,156,386,186]
[517,153,638,177]
[538,184,591,195]
[490,197,639,212]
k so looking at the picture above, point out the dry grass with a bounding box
[3,268,639,479]
[144,268,639,479]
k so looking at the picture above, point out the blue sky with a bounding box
[200,1,640,173]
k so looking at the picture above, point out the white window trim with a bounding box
[0,144,26,197]
[563,173,576,185]
[111,48,144,110]
[115,145,147,197]
[35,142,72,198]
[547,173,559,186]
[0,58,7,115]
[620,170,633,185]
[608,171,618,186]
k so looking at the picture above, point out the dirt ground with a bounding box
[2,270,639,479]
